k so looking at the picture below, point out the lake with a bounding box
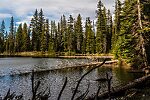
[0,57,148,99]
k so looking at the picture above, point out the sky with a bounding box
[0,0,124,30]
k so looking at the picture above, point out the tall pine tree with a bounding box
[8,16,15,54]
[22,23,30,51]
[96,0,107,54]
[75,14,83,53]
[0,20,5,52]
[112,0,121,52]
[85,17,95,54]
[16,24,23,52]
[116,0,150,68]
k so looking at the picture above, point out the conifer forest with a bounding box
[0,0,150,100]
[0,0,149,68]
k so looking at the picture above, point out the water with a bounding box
[0,57,148,99]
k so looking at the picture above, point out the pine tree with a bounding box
[106,10,113,53]
[0,20,5,40]
[81,34,86,54]
[16,24,23,52]
[46,19,50,51]
[116,0,150,68]
[96,1,107,54]
[57,22,63,52]
[67,15,75,52]
[8,16,15,54]
[61,15,67,52]
[5,31,9,53]
[50,21,57,52]
[75,14,83,53]
[102,7,107,53]
[48,21,55,53]
[31,9,38,51]
[112,0,121,52]
[41,23,47,52]
[39,9,45,51]
[22,23,30,51]
[85,17,95,54]
[0,20,5,52]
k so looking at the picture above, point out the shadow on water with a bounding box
[0,57,149,99]
[113,64,144,84]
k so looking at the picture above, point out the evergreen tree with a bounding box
[8,16,15,54]
[112,0,121,51]
[81,35,86,54]
[106,10,113,53]
[116,0,150,68]
[75,14,83,53]
[50,21,57,52]
[31,9,38,51]
[39,9,45,51]
[5,31,9,53]
[102,7,108,53]
[48,21,55,53]
[0,20,5,52]
[96,1,107,54]
[41,23,47,52]
[45,19,50,51]
[0,20,5,40]
[16,24,23,52]
[30,9,45,51]
[85,17,95,54]
[61,15,67,52]
[0,38,3,53]
[22,23,30,51]
[48,20,56,53]
[57,22,63,52]
[67,15,75,52]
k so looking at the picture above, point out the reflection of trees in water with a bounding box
[113,65,143,84]
[2,60,148,100]
[33,58,49,71]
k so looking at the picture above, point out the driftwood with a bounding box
[57,55,114,59]
[128,67,150,75]
[71,59,106,100]
[94,74,150,99]
[0,60,117,77]
[2,60,150,100]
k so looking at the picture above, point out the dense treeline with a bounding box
[0,0,150,68]
[113,0,150,68]
[0,0,112,55]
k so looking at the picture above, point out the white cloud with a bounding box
[0,13,12,18]
[0,0,120,25]
[16,16,32,26]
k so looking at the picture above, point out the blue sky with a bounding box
[0,0,123,31]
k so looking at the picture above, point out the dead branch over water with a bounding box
[71,59,106,100]
[1,60,150,100]
[86,74,150,100]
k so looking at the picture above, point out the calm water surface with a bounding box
[0,57,148,99]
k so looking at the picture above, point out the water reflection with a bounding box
[0,57,145,99]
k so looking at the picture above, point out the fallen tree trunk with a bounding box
[87,74,150,99]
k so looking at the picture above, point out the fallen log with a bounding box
[57,55,114,59]
[90,74,150,99]
[127,70,144,73]
[0,60,118,77]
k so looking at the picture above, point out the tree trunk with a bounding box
[137,0,148,67]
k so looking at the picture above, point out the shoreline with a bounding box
[0,52,114,59]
